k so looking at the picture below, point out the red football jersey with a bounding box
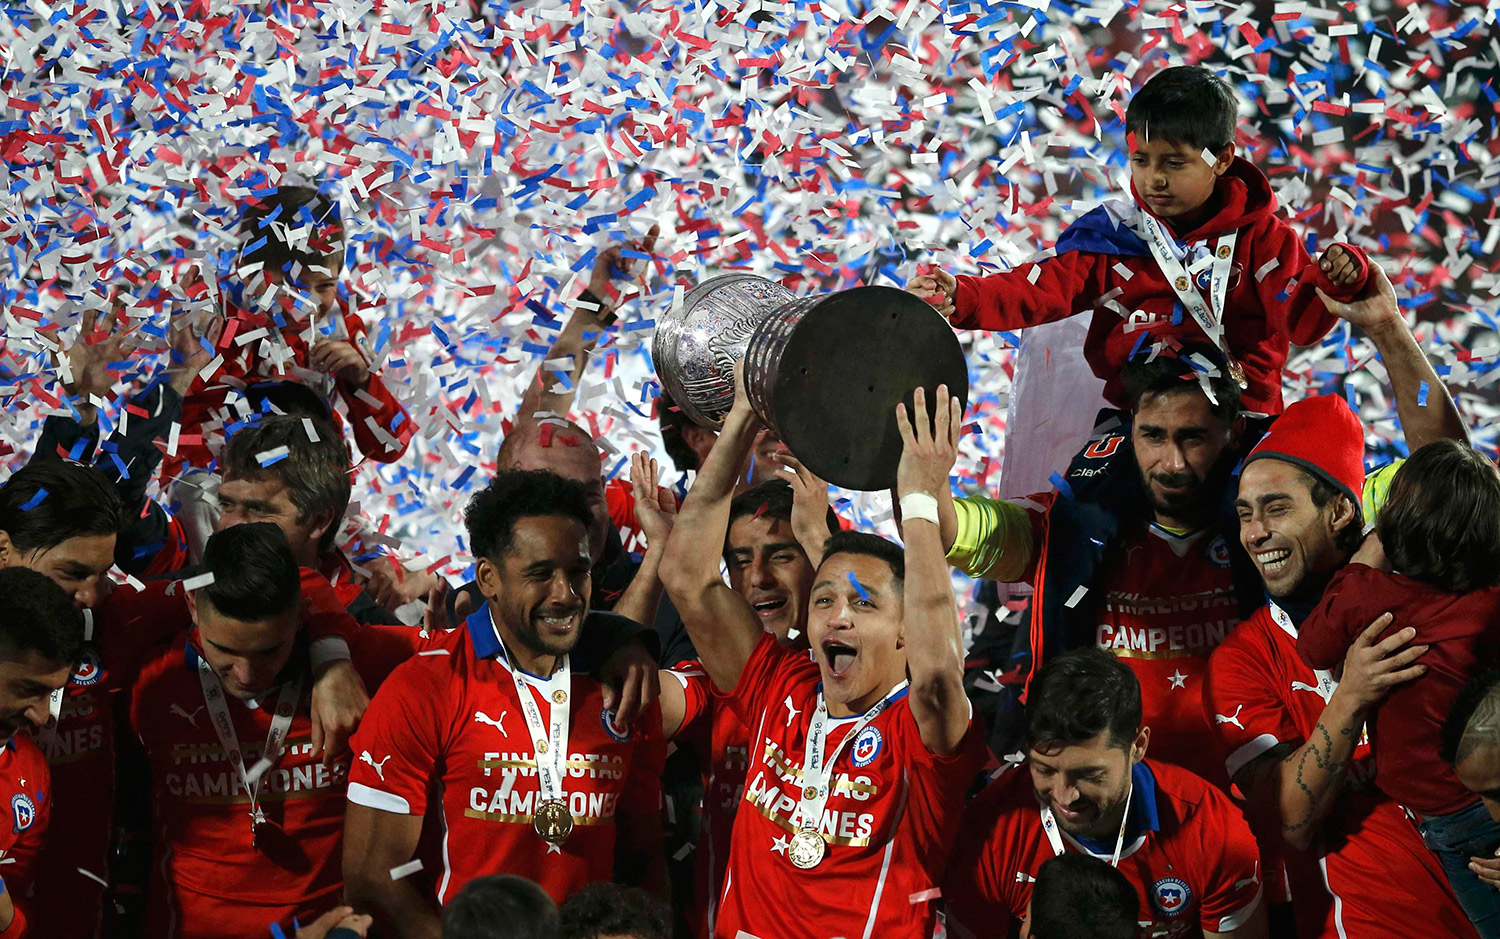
[1095,524,1239,789]
[1203,605,1476,938]
[346,608,667,905]
[129,629,409,939]
[1,734,52,938]
[945,759,1262,939]
[715,635,987,939]
[668,664,750,939]
[28,571,368,939]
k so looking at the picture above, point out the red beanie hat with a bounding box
[1244,394,1365,502]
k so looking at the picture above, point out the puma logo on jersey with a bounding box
[474,711,509,737]
[1234,863,1261,891]
[1214,705,1245,730]
[170,704,205,728]
[782,696,801,727]
[360,750,392,781]
[1291,680,1334,704]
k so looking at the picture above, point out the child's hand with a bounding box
[908,268,957,320]
[311,339,370,389]
[1318,244,1360,288]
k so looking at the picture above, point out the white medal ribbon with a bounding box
[197,658,304,837]
[1137,209,1241,379]
[1038,779,1133,867]
[496,633,572,810]
[795,681,909,834]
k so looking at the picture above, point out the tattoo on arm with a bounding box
[1281,721,1350,836]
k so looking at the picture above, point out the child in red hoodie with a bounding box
[168,186,412,559]
[910,65,1369,416]
[1299,440,1500,937]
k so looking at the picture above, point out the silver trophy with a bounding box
[652,273,968,492]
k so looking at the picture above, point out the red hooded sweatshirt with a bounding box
[950,158,1370,415]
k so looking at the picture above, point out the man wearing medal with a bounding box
[343,470,667,939]
[658,371,985,939]
[945,648,1267,939]
[127,522,409,939]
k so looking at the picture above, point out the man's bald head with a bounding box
[1446,670,1500,822]
[498,419,609,562]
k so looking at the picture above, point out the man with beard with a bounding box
[945,648,1267,938]
[1203,266,1477,937]
[342,470,667,939]
[941,342,1258,786]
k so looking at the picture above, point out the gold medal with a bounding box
[1227,356,1248,389]
[788,827,826,869]
[533,798,574,845]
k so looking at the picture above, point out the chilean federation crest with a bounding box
[850,727,883,767]
[11,793,35,834]
[70,651,103,688]
[1152,877,1192,917]
[601,708,631,743]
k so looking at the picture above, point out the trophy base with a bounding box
[750,286,969,492]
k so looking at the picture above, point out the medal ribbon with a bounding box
[796,680,909,834]
[495,623,572,810]
[197,658,304,835]
[1038,780,1134,868]
[1137,209,1241,380]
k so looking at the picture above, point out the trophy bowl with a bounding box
[654,275,969,492]
[650,273,797,429]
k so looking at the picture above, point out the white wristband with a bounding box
[899,493,940,525]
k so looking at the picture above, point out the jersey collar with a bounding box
[465,604,557,681]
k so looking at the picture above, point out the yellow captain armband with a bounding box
[1361,459,1405,527]
[946,496,1035,582]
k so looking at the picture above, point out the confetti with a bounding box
[847,572,870,602]
[1064,586,1089,609]
[180,572,216,592]
[389,859,425,881]
[18,489,48,511]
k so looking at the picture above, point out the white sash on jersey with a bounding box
[1137,209,1246,388]
[198,658,304,840]
[496,636,572,813]
[796,681,908,834]
[1038,779,1134,867]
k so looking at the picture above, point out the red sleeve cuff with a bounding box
[950,276,983,329]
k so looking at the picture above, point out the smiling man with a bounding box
[1203,266,1477,937]
[659,378,985,939]
[343,469,666,939]
[946,648,1266,939]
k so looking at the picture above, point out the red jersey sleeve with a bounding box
[665,663,713,740]
[95,581,191,683]
[1249,216,1363,347]
[1296,563,1383,670]
[346,655,452,815]
[619,701,667,816]
[942,773,1026,934]
[1192,783,1265,932]
[1204,627,1305,782]
[951,250,1111,333]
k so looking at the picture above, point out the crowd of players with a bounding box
[2,64,1500,939]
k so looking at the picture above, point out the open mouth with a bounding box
[536,610,582,631]
[1255,549,1291,573]
[823,640,858,678]
[751,597,788,619]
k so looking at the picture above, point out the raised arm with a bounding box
[775,452,834,567]
[1317,263,1467,450]
[894,386,971,755]
[657,366,764,693]
[518,226,659,421]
